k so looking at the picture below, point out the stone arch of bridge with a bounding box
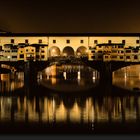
[111,62,140,72]
[48,46,61,57]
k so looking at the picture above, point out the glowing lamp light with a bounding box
[7,56,10,59]
[63,53,67,56]
[77,52,81,56]
[52,49,55,52]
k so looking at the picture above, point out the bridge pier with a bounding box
[24,61,38,90]
[99,62,112,84]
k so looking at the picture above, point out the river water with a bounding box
[0,64,140,134]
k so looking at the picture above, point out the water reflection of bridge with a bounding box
[44,64,98,79]
[0,96,139,123]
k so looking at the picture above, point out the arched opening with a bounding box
[63,46,74,56]
[113,64,140,91]
[76,46,88,56]
[49,46,61,57]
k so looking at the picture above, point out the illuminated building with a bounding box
[0,33,140,62]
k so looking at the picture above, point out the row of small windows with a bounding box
[10,39,43,44]
[52,40,84,44]
[19,54,45,59]
[7,39,140,44]
[4,49,45,53]
[94,40,140,44]
[52,40,140,44]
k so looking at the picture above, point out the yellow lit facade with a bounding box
[24,46,36,61]
[0,34,140,62]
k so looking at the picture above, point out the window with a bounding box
[25,39,28,43]
[134,55,138,59]
[5,50,10,53]
[26,49,28,52]
[122,40,125,44]
[53,40,56,43]
[105,56,108,58]
[41,50,45,53]
[126,50,131,53]
[80,40,84,43]
[12,50,18,52]
[108,40,112,44]
[20,54,24,58]
[39,39,42,43]
[111,55,117,58]
[11,39,14,43]
[0,46,2,51]
[41,55,45,58]
[12,56,17,58]
[136,40,140,44]
[98,56,102,59]
[21,51,23,53]
[91,50,95,53]
[66,40,70,43]
[36,49,39,52]
[118,45,123,48]
[98,51,102,53]
[92,56,95,59]
[31,49,34,52]
[94,40,98,44]
[36,55,39,59]
[120,56,123,59]
[133,50,139,53]
[126,56,130,59]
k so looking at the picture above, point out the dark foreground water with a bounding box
[0,65,140,134]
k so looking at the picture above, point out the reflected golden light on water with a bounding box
[113,65,140,91]
[0,95,139,123]
[0,65,140,127]
[51,77,57,85]
[39,64,99,92]
[0,73,24,93]
[69,102,81,122]
[56,102,67,122]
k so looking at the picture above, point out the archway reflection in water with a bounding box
[38,65,99,92]
[0,95,139,123]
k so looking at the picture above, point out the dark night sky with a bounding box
[0,0,140,33]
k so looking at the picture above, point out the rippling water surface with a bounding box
[0,64,140,134]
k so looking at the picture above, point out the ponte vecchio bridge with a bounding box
[1,33,140,86]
